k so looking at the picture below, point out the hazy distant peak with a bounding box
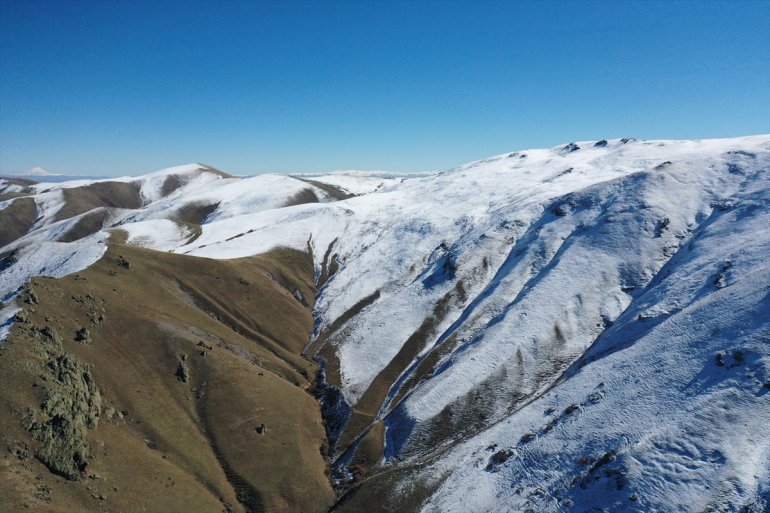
[21,166,60,176]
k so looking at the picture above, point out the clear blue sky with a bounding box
[1,0,768,176]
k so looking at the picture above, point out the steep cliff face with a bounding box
[1,135,768,512]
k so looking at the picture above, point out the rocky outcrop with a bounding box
[21,326,101,480]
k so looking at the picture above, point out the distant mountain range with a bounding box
[2,169,110,183]
[1,135,768,513]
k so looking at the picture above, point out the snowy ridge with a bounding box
[0,165,344,297]
[1,135,769,511]
[419,181,770,511]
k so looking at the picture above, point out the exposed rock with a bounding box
[562,142,580,153]
[519,433,536,443]
[39,326,63,350]
[175,353,190,383]
[116,255,130,269]
[564,403,580,415]
[23,346,101,480]
[8,440,32,460]
[34,484,52,503]
[713,260,733,289]
[590,450,617,472]
[90,310,106,326]
[103,406,123,422]
[486,449,513,471]
[75,327,90,343]
[715,352,726,366]
[552,202,572,217]
[587,391,604,404]
[292,288,307,306]
[23,288,39,305]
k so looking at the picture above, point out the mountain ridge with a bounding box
[1,134,769,512]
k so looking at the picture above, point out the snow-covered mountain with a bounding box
[20,166,57,176]
[1,135,768,512]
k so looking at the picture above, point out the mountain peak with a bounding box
[21,166,58,176]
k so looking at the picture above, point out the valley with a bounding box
[1,135,769,512]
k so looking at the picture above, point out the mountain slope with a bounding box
[406,172,770,512]
[1,135,768,512]
[0,243,334,513]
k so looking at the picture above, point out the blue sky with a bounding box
[1,0,768,176]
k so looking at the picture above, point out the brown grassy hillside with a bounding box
[0,197,38,248]
[54,182,144,221]
[0,242,335,513]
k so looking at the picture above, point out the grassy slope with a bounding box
[0,197,37,247]
[0,242,335,513]
[293,178,355,201]
[331,463,444,513]
[57,209,112,242]
[0,171,436,512]
[55,182,144,221]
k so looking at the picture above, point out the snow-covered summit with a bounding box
[21,166,57,176]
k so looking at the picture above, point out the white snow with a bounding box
[1,135,769,510]
[21,166,56,176]
[419,186,770,511]
[0,232,109,301]
[121,219,196,251]
[296,171,417,195]
[0,182,24,195]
